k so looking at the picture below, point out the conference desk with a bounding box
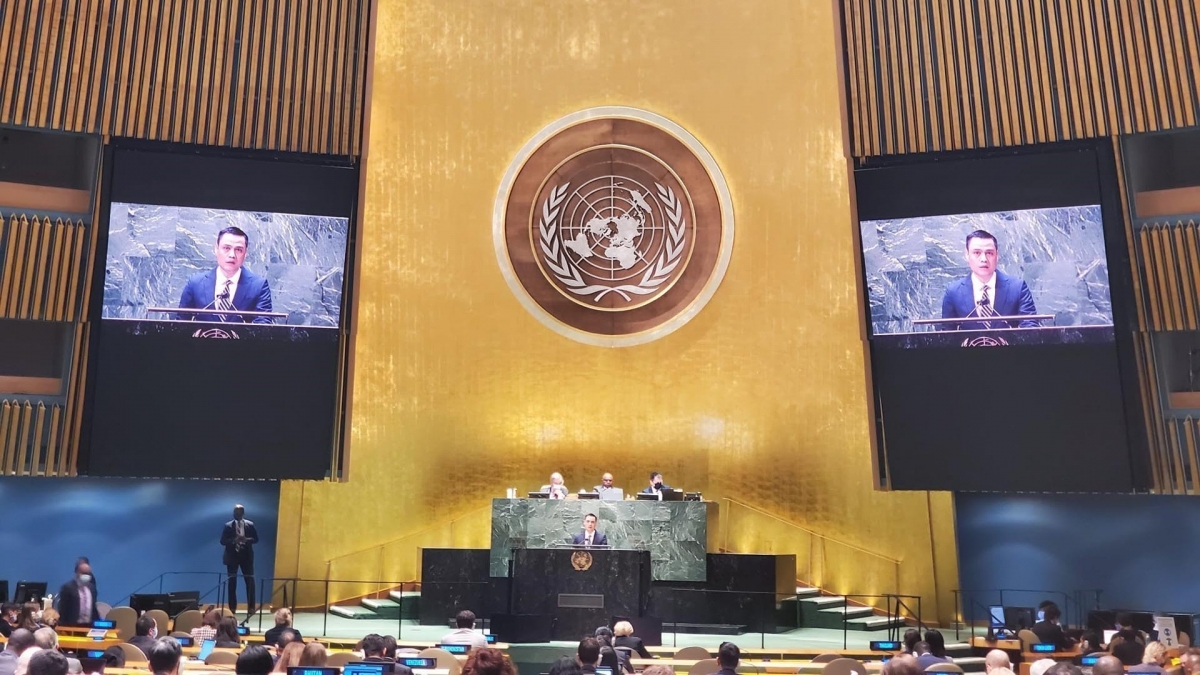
[970,637,1022,652]
[632,659,885,674]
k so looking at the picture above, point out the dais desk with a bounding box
[490,497,717,582]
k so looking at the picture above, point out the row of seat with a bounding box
[103,606,237,640]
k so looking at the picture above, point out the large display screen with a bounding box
[861,205,1114,345]
[857,143,1148,492]
[102,203,348,327]
[82,143,358,479]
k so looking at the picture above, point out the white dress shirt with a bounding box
[216,268,242,306]
[971,273,997,313]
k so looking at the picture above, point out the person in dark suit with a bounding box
[577,638,601,675]
[126,615,158,658]
[571,514,609,547]
[940,230,1039,330]
[176,226,273,324]
[716,642,740,675]
[56,559,98,626]
[612,621,652,659]
[1031,602,1075,651]
[639,472,672,496]
[220,504,259,616]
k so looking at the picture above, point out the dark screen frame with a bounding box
[854,140,1150,492]
[79,139,360,479]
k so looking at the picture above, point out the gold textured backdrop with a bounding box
[275,0,959,623]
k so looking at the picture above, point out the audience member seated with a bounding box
[1078,631,1103,655]
[985,649,1011,673]
[914,641,946,670]
[190,608,221,644]
[1115,614,1148,644]
[462,648,517,675]
[547,656,583,675]
[594,627,631,674]
[903,629,922,656]
[26,652,68,675]
[13,646,41,675]
[277,630,300,651]
[717,642,740,675]
[1092,655,1126,675]
[361,634,391,663]
[612,622,651,660]
[1044,664,1083,675]
[264,609,302,647]
[1032,602,1074,650]
[235,646,274,675]
[1029,660,1056,675]
[925,630,949,660]
[15,606,40,632]
[128,615,159,656]
[1181,649,1200,675]
[0,604,20,638]
[35,612,57,631]
[541,473,569,499]
[0,629,36,675]
[1131,642,1169,674]
[577,638,601,675]
[31,628,78,675]
[298,643,328,667]
[641,667,672,675]
[383,635,398,660]
[148,637,182,675]
[1111,632,1147,666]
[441,610,489,651]
[272,643,306,673]
[883,654,924,675]
[214,617,242,649]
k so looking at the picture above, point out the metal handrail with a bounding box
[323,504,491,567]
[720,498,902,564]
[839,594,925,649]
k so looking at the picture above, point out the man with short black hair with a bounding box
[571,514,609,547]
[577,638,601,674]
[0,629,36,675]
[178,226,273,323]
[640,473,671,495]
[441,610,488,650]
[26,652,68,675]
[1032,602,1074,650]
[147,637,182,675]
[56,560,98,627]
[361,634,389,661]
[914,642,946,671]
[717,642,740,675]
[940,229,1038,330]
[128,615,159,656]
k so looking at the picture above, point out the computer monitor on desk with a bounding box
[636,489,683,501]
[527,492,550,499]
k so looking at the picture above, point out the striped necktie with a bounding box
[217,280,233,321]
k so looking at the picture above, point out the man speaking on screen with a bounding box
[940,229,1039,330]
[177,226,273,323]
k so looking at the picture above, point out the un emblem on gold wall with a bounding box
[494,107,734,347]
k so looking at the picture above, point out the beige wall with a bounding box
[275,0,959,624]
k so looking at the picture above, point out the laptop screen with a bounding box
[989,606,1005,628]
[197,640,216,661]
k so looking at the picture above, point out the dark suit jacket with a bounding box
[613,636,651,660]
[571,531,609,546]
[56,578,100,626]
[127,636,157,657]
[1032,620,1073,650]
[177,268,273,323]
[639,484,672,494]
[221,518,259,566]
[940,270,1039,329]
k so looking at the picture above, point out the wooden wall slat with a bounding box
[845,0,1200,156]
[0,0,370,156]
[0,214,86,323]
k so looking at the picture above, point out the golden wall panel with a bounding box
[843,0,1200,157]
[277,0,958,623]
[0,0,369,156]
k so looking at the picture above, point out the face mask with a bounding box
[79,574,92,583]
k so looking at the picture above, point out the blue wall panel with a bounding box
[956,492,1200,614]
[0,477,278,606]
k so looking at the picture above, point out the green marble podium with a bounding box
[489,497,717,582]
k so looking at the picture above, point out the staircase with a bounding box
[787,586,907,631]
[329,589,420,620]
